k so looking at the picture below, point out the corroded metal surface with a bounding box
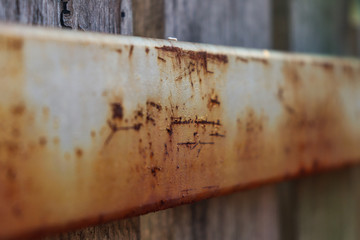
[0,24,360,239]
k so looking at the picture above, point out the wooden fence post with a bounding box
[278,0,360,239]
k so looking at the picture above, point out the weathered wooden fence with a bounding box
[0,0,360,240]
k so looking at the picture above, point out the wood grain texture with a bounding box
[43,217,140,240]
[141,186,280,240]
[132,0,164,38]
[164,0,272,48]
[0,0,60,26]
[136,1,279,239]
[0,0,133,34]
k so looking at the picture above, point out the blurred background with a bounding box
[1,0,360,239]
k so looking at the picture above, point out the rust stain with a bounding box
[146,101,162,111]
[53,137,60,145]
[276,60,354,173]
[343,64,355,79]
[145,47,149,54]
[249,57,269,65]
[75,148,83,158]
[313,61,334,71]
[38,137,47,146]
[11,104,25,116]
[150,167,161,177]
[111,103,123,120]
[0,28,360,240]
[235,109,266,160]
[236,56,249,63]
[208,94,220,109]
[157,56,166,62]
[155,45,228,71]
[42,106,49,116]
[277,87,296,115]
[209,132,225,137]
[90,131,96,138]
[128,45,134,58]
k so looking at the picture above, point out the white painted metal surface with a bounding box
[0,24,360,239]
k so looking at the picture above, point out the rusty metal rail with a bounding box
[0,24,360,239]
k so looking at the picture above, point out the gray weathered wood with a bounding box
[132,0,164,38]
[141,186,279,240]
[164,0,272,48]
[296,169,358,240]
[134,1,280,239]
[0,0,133,34]
[272,0,289,51]
[43,217,140,240]
[290,0,349,55]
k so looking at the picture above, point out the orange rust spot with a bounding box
[150,166,161,177]
[208,95,220,109]
[155,46,228,71]
[75,148,83,158]
[11,128,20,138]
[42,106,50,116]
[91,131,96,138]
[6,168,16,181]
[236,56,249,63]
[11,104,25,116]
[343,65,355,79]
[278,60,351,167]
[3,37,23,50]
[146,101,162,111]
[314,61,334,71]
[145,47,149,54]
[235,109,266,160]
[116,49,122,54]
[135,109,144,119]
[111,103,123,120]
[53,137,60,145]
[157,56,166,62]
[249,57,269,65]
[283,62,301,86]
[129,45,134,58]
[277,87,296,115]
[38,137,47,146]
[11,205,22,218]
[102,90,108,97]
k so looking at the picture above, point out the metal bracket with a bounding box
[0,24,360,239]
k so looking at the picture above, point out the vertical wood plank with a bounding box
[0,0,133,34]
[272,0,290,51]
[0,1,140,239]
[296,170,358,240]
[0,0,61,26]
[43,217,140,240]
[164,0,271,48]
[141,186,279,240]
[290,0,349,55]
[134,1,280,239]
[132,0,164,38]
